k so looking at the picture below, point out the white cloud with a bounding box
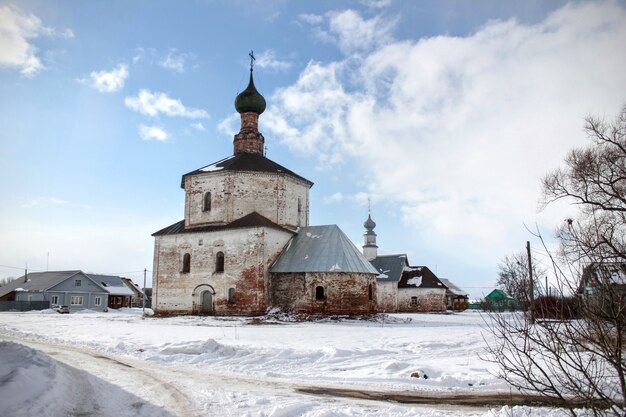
[82,64,128,93]
[217,113,240,137]
[262,3,626,265]
[360,0,393,9]
[298,13,324,25]
[125,90,209,118]
[324,192,344,204]
[139,124,168,141]
[21,197,68,208]
[190,122,205,131]
[0,5,73,77]
[325,9,396,53]
[159,49,196,73]
[255,49,292,71]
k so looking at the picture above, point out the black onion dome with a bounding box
[235,71,266,115]
[364,214,376,230]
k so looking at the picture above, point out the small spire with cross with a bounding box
[368,197,371,215]
[249,50,255,72]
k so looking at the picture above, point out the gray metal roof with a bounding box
[370,254,409,282]
[270,225,378,274]
[439,278,468,297]
[0,270,84,297]
[87,274,135,296]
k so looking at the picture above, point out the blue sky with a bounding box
[1,0,625,298]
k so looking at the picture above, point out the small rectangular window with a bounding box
[94,297,101,306]
[71,296,83,305]
[51,295,59,305]
[75,279,81,287]
[410,296,418,306]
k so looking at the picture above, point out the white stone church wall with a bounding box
[184,171,309,229]
[153,226,292,315]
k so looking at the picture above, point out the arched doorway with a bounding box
[192,284,215,315]
[201,291,213,314]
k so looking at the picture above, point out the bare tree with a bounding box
[497,251,545,305]
[0,276,16,287]
[485,105,626,416]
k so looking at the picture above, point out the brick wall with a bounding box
[184,171,309,229]
[153,227,292,315]
[270,272,378,315]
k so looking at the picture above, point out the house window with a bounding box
[75,279,81,287]
[298,198,301,214]
[368,283,373,301]
[51,295,59,305]
[215,252,224,272]
[94,297,101,306]
[410,296,418,306]
[203,192,211,212]
[182,253,191,273]
[71,296,83,305]
[315,286,325,301]
[28,295,33,302]
[228,288,236,304]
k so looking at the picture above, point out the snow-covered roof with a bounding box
[270,225,378,274]
[439,278,468,297]
[87,274,134,296]
[370,254,409,282]
[181,153,313,188]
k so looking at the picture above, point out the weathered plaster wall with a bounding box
[397,288,447,312]
[376,281,398,312]
[184,171,309,229]
[270,272,378,315]
[153,227,292,315]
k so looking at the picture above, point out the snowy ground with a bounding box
[0,309,571,417]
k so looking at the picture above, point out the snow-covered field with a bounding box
[0,309,570,416]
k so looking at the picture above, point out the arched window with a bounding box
[182,253,191,273]
[203,192,211,212]
[215,251,224,272]
[315,286,325,301]
[228,288,236,304]
[368,283,373,301]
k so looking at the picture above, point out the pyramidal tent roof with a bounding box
[270,225,378,274]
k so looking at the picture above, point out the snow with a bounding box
[0,309,576,416]
[329,263,342,271]
[407,277,423,287]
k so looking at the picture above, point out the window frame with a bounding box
[215,251,225,273]
[228,287,236,304]
[410,296,418,306]
[94,296,101,306]
[203,192,211,212]
[51,295,59,305]
[315,286,325,301]
[182,253,191,273]
[74,279,81,287]
[71,296,83,305]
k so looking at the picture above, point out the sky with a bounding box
[0,0,625,299]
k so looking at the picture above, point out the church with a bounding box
[151,62,378,316]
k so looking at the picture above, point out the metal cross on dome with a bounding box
[249,50,255,72]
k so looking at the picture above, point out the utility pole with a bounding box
[527,241,535,324]
[142,268,147,316]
